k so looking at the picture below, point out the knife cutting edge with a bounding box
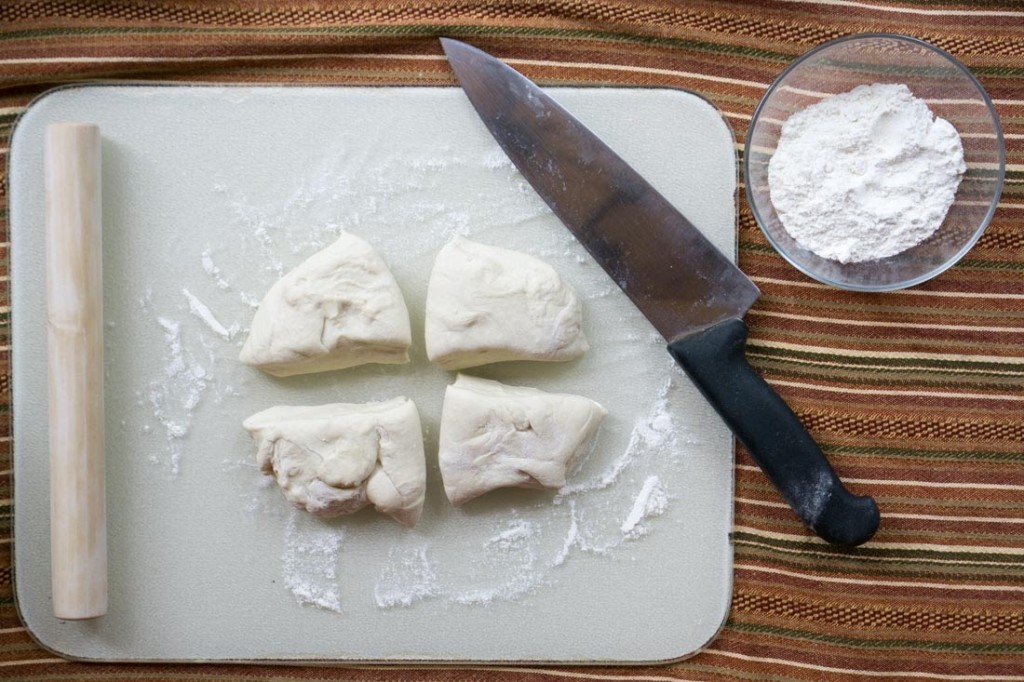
[441,37,880,547]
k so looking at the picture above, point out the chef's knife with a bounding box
[441,38,879,546]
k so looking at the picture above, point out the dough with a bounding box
[240,231,411,377]
[438,375,607,506]
[244,397,426,527]
[424,237,588,370]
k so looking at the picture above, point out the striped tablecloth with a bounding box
[0,1,1021,680]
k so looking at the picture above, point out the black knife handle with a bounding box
[668,318,879,546]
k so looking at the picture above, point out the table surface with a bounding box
[0,1,1021,680]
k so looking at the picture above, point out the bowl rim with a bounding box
[743,32,1006,292]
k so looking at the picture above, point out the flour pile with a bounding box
[768,83,966,264]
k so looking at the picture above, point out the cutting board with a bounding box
[10,85,737,664]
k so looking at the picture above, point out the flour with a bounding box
[197,144,695,613]
[140,314,211,474]
[282,511,344,613]
[450,517,544,605]
[373,517,546,609]
[137,272,252,473]
[551,500,582,567]
[182,288,234,339]
[556,376,676,500]
[621,476,669,539]
[374,546,436,609]
[200,249,231,290]
[768,83,966,263]
[485,517,537,550]
[482,146,514,170]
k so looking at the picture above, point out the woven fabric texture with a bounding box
[0,0,1021,680]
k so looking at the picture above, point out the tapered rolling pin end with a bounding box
[45,123,107,620]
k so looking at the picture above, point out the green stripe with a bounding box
[736,549,1024,580]
[957,257,1024,271]
[737,495,1024,543]
[733,531,1024,564]
[750,362,1023,386]
[741,242,1024,275]
[0,24,1022,85]
[683,661,814,682]
[970,65,1024,78]
[829,443,1024,462]
[741,488,1024,515]
[751,295,1024,323]
[730,622,1024,654]
[749,358,1024,391]
[746,342,1024,373]
[0,23,805,62]
[747,330,1024,357]
[0,642,59,655]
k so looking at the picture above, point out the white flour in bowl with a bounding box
[767,83,966,264]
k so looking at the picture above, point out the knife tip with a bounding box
[439,36,459,54]
[439,37,478,62]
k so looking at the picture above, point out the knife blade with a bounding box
[442,38,879,546]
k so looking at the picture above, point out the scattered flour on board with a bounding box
[282,510,344,613]
[183,288,235,339]
[482,145,515,170]
[485,517,536,550]
[240,472,279,516]
[552,500,583,567]
[200,248,231,290]
[146,146,695,612]
[556,377,676,500]
[621,476,669,539]
[372,517,546,609]
[450,516,544,606]
[201,246,262,309]
[301,377,680,611]
[138,280,244,473]
[450,575,539,606]
[551,476,671,567]
[239,291,262,309]
[139,312,211,475]
[374,546,437,609]
[545,378,679,567]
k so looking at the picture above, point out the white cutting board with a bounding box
[10,85,737,664]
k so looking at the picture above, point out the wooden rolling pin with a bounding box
[45,123,107,620]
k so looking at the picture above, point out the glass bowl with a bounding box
[745,33,1004,291]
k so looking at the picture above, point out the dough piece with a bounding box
[424,237,588,370]
[244,397,426,527]
[240,231,411,377]
[438,375,607,506]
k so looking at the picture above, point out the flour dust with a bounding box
[134,282,245,475]
[768,83,966,263]
[282,510,344,613]
[135,139,693,612]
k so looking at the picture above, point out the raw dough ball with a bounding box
[244,397,426,527]
[438,374,607,506]
[239,231,411,377]
[424,237,588,370]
